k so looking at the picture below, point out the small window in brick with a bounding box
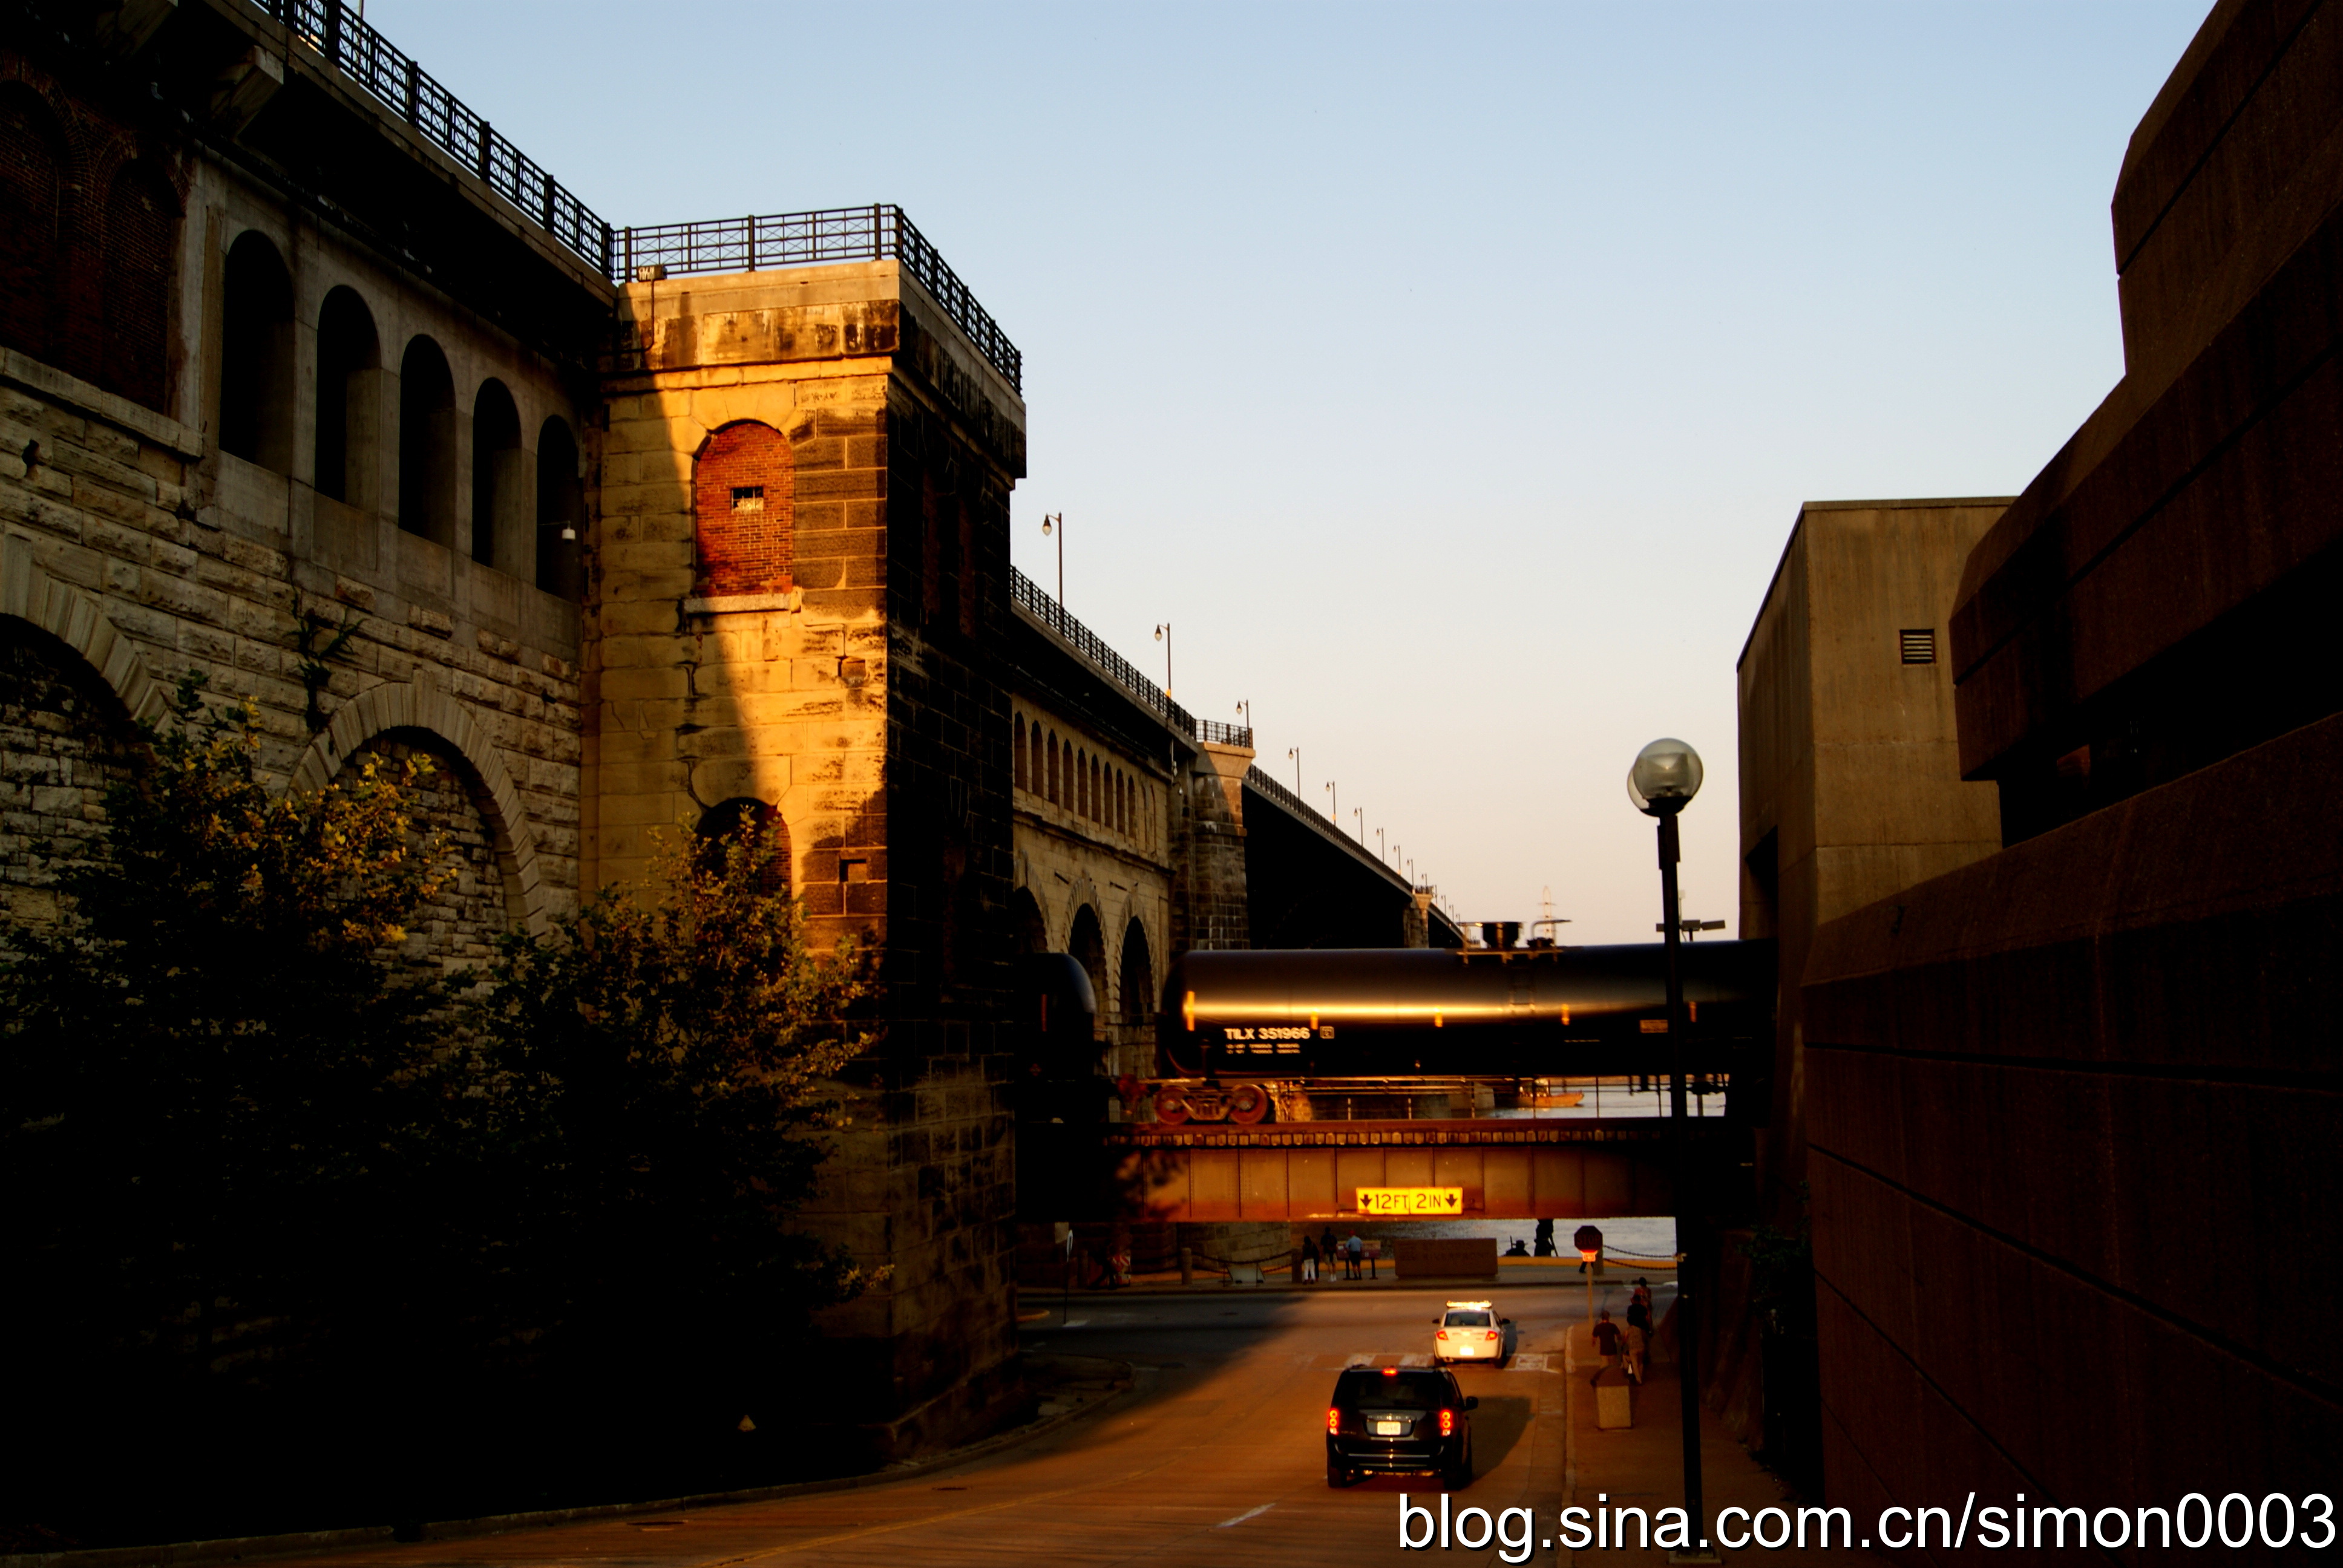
[695,421,794,597]
[1900,629,1936,665]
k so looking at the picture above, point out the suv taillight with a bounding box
[1439,1408,1455,1437]
[1328,1407,1342,1434]
[1485,1330,1500,1341]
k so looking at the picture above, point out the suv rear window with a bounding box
[1443,1310,1493,1327]
[1335,1370,1449,1408]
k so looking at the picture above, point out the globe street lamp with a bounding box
[1040,512,1063,604]
[1628,736,1714,1561]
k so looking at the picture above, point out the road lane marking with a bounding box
[1216,1504,1276,1528]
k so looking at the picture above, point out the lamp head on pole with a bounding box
[1627,737,1703,818]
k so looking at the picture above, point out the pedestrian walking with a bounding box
[1345,1231,1365,1280]
[1300,1234,1320,1283]
[1625,1321,1648,1383]
[1591,1311,1624,1384]
[1626,1279,1652,1336]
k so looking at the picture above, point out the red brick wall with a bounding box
[694,420,794,597]
[0,62,183,412]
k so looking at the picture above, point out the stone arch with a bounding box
[1010,885,1048,955]
[1067,903,1107,1025]
[695,795,790,893]
[1118,916,1154,1027]
[470,377,523,572]
[693,420,793,597]
[220,230,295,471]
[397,335,457,545]
[1013,712,1027,793]
[0,537,168,728]
[315,286,381,507]
[290,680,545,932]
[0,617,143,915]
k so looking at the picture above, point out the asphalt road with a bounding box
[257,1283,1602,1568]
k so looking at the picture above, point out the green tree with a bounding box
[0,675,445,1388]
[456,818,879,1396]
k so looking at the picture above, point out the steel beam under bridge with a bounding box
[1021,1118,1745,1222]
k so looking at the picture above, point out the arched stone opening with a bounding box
[694,795,790,892]
[1013,713,1027,793]
[315,287,381,508]
[1118,918,1154,1028]
[99,163,177,413]
[289,681,545,933]
[220,230,294,471]
[339,728,521,982]
[1011,885,1049,954]
[470,378,523,572]
[1067,904,1107,1028]
[535,416,584,598]
[397,336,457,546]
[0,617,142,921]
[693,421,793,598]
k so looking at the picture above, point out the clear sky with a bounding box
[384,0,2212,942]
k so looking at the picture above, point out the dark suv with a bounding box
[1325,1366,1477,1488]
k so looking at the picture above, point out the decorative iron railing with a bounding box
[1013,569,1217,739]
[267,0,614,273]
[1194,719,1254,747]
[615,206,1021,390]
[1245,765,1413,886]
[266,10,1022,392]
[1244,765,1333,829]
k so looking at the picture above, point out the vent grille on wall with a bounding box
[1900,629,1936,665]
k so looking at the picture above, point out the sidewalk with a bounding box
[1561,1320,1889,1565]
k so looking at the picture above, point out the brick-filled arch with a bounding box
[694,420,795,598]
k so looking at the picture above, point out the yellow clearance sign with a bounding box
[1355,1186,1464,1217]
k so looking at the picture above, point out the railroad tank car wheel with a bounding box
[1153,1087,1192,1125]
[1225,1082,1270,1124]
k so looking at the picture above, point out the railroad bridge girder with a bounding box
[1020,1118,1746,1223]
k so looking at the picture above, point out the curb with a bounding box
[0,1360,1136,1568]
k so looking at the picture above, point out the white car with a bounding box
[1434,1300,1515,1366]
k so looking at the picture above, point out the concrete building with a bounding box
[1735,498,2010,1210]
[1748,0,2343,1528]
[0,0,1453,1462]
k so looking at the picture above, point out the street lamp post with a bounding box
[1153,623,1172,696]
[1627,736,1714,1562]
[1235,699,1250,735]
[1325,780,1339,822]
[1040,513,1063,604]
[1287,746,1302,794]
[1354,806,1364,843]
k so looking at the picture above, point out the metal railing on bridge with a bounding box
[267,0,612,274]
[614,206,1023,390]
[269,5,1021,388]
[1013,570,1254,748]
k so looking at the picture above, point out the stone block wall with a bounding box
[605,263,1029,1454]
[1173,739,1253,953]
